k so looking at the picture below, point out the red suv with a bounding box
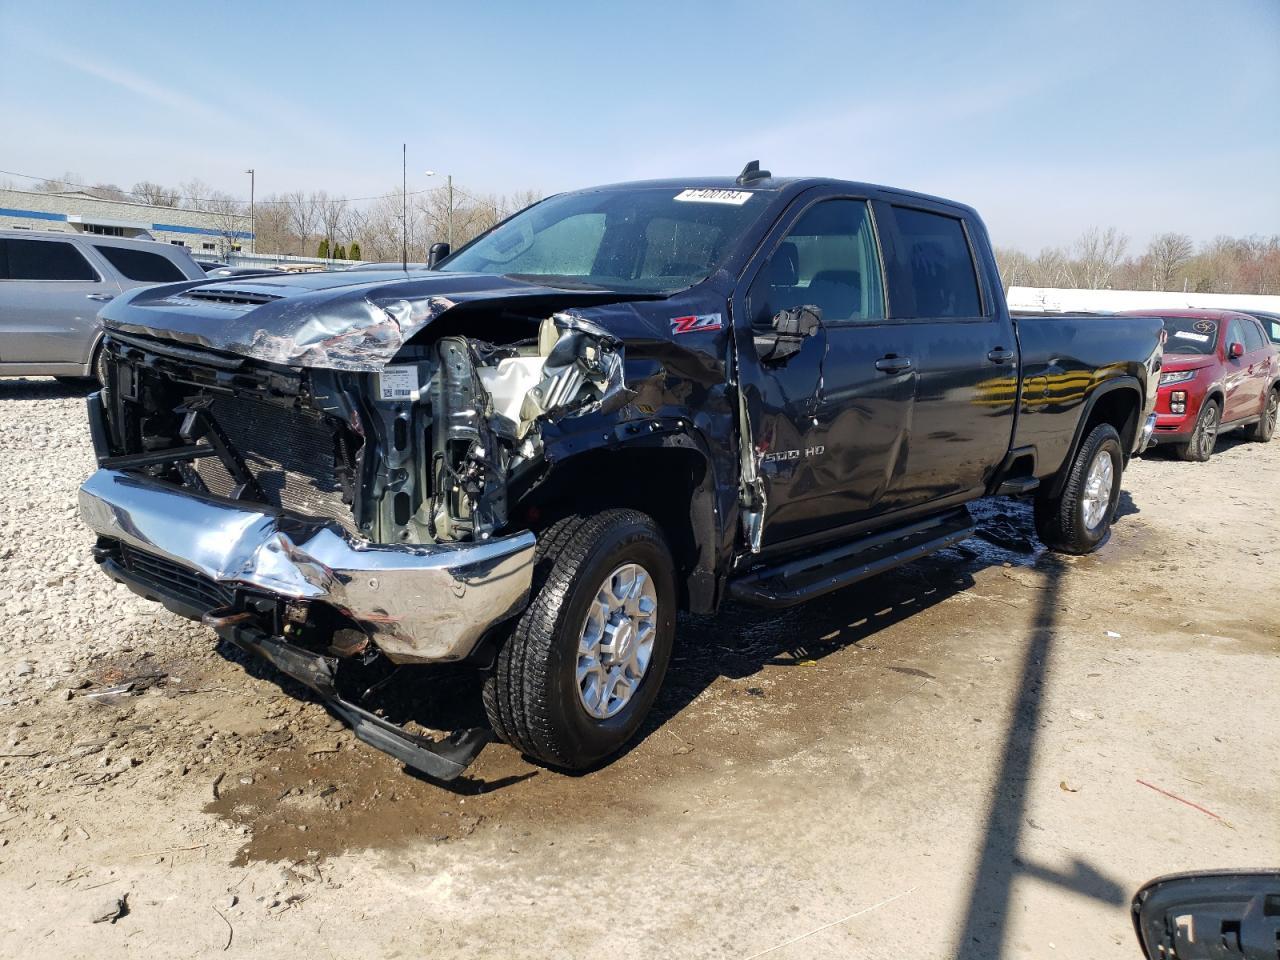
[1122,308,1280,461]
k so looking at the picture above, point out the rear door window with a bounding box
[885,206,983,319]
[92,244,187,282]
[0,238,99,281]
[1240,319,1266,354]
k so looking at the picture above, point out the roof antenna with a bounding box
[736,160,771,185]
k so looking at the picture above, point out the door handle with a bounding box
[987,347,1016,364]
[874,356,913,374]
[86,293,114,302]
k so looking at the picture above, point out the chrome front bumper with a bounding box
[78,469,536,664]
[1139,412,1158,451]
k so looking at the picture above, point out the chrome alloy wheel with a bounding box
[1081,448,1115,531]
[576,563,658,720]
[1265,391,1279,433]
[1196,404,1220,459]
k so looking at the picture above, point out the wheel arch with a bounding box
[516,435,724,614]
[1046,378,1143,500]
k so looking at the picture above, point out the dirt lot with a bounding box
[0,377,1276,960]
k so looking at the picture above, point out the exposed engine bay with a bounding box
[96,309,626,548]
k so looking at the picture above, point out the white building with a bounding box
[0,187,252,257]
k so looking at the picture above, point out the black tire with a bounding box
[1034,423,1123,555]
[1242,388,1278,443]
[482,509,677,770]
[1174,399,1220,462]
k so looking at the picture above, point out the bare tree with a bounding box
[202,192,250,258]
[178,178,215,211]
[131,181,181,207]
[1069,227,1129,289]
[1146,232,1193,290]
[282,191,321,256]
[994,247,1033,292]
[316,192,349,257]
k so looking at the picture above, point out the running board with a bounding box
[728,508,975,609]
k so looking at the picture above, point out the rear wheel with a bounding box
[1174,399,1220,462]
[482,509,676,770]
[1242,388,1278,443]
[1034,423,1123,555]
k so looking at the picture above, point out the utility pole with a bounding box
[402,144,408,270]
[244,168,255,257]
[447,173,454,248]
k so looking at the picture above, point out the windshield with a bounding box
[438,187,768,292]
[1162,316,1220,356]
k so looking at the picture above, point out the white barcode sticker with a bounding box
[379,364,420,400]
[1173,331,1210,343]
[674,188,754,205]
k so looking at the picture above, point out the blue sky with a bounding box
[1,0,1276,250]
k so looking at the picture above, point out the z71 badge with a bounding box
[670,313,724,335]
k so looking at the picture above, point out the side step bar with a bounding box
[728,508,975,609]
[209,619,491,782]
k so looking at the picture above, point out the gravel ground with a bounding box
[0,376,1277,960]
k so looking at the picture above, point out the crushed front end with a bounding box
[78,297,625,779]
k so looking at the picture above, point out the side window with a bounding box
[886,206,983,319]
[1,238,98,281]
[747,199,885,327]
[1240,320,1266,353]
[1227,319,1246,352]
[93,245,187,282]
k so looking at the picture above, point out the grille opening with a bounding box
[191,394,358,533]
[118,542,235,613]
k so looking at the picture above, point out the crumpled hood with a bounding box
[98,271,661,371]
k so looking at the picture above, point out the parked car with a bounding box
[78,168,1163,779]
[1236,308,1280,345]
[0,230,204,382]
[1121,308,1279,460]
[194,259,229,273]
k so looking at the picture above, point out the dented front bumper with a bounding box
[78,468,537,664]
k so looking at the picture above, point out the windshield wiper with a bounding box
[505,274,618,292]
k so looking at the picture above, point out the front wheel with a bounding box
[482,509,676,770]
[1174,399,1220,462]
[1034,423,1123,555]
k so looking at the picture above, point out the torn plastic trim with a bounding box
[736,385,766,554]
[476,312,627,441]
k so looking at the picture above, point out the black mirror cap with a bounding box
[1132,870,1280,959]
[428,242,451,269]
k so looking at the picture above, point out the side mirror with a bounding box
[1228,341,1245,359]
[1132,871,1280,959]
[428,242,451,269]
[754,305,822,364]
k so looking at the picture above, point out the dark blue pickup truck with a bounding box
[78,163,1163,779]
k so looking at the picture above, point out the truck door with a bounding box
[0,237,119,366]
[1239,318,1274,417]
[1222,316,1254,421]
[874,202,1018,504]
[732,193,917,548]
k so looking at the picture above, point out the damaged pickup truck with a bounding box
[78,165,1164,779]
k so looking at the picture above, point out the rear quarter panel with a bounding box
[1013,314,1162,477]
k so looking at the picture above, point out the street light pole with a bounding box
[244,168,255,258]
[402,144,408,271]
